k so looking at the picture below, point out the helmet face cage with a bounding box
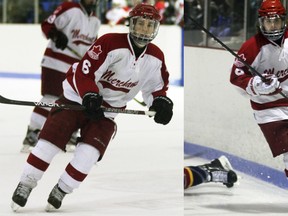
[258,14,286,41]
[129,16,160,47]
[258,0,287,41]
[128,4,161,47]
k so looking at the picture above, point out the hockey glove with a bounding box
[246,75,281,96]
[149,96,173,125]
[48,29,68,50]
[82,92,104,121]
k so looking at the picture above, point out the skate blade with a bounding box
[45,203,57,212]
[10,201,21,212]
[218,155,233,171]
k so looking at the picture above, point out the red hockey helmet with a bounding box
[129,3,161,47]
[258,0,287,41]
[129,3,161,21]
[258,0,286,17]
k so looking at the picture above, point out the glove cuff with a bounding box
[246,77,260,96]
[154,96,174,106]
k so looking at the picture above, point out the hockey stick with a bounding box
[133,98,146,106]
[185,14,288,98]
[67,46,82,59]
[0,95,156,116]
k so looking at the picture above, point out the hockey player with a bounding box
[184,156,238,189]
[21,0,101,153]
[230,0,288,176]
[11,3,173,211]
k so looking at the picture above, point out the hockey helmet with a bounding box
[129,3,161,47]
[80,0,98,14]
[258,0,287,41]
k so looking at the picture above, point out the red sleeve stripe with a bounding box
[44,48,79,65]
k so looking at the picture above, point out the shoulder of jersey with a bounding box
[240,33,267,53]
[146,43,164,59]
[98,33,128,48]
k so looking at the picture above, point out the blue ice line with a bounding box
[184,142,288,189]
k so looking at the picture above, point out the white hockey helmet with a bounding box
[129,3,161,47]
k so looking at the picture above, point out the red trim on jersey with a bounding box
[44,48,79,65]
[41,23,55,39]
[251,98,288,110]
[99,81,130,93]
[41,2,81,38]
[146,43,169,97]
[66,67,78,93]
[230,33,269,90]
[27,153,49,172]
[65,163,87,182]
[71,35,129,98]
[152,60,169,98]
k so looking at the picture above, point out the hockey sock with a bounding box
[184,166,208,188]
[59,143,100,193]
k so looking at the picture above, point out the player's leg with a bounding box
[184,156,238,189]
[11,139,62,211]
[46,143,100,211]
[22,67,69,152]
[22,96,80,153]
[22,94,57,153]
[12,102,79,211]
[258,120,288,176]
[46,117,116,210]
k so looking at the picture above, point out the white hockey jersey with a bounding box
[41,1,101,73]
[230,31,288,124]
[63,33,170,118]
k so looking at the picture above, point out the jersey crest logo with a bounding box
[234,54,246,68]
[88,45,102,60]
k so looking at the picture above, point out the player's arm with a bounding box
[230,40,281,96]
[68,36,111,119]
[41,2,75,50]
[145,58,173,125]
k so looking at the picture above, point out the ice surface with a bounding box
[185,157,288,216]
[0,78,183,216]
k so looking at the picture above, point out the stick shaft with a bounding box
[67,46,82,59]
[0,95,155,116]
[185,14,287,98]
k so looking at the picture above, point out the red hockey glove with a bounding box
[246,75,282,96]
[149,96,173,125]
[82,92,104,121]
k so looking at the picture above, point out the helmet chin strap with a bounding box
[129,35,147,57]
[130,34,149,48]
[133,40,147,48]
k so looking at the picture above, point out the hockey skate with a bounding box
[21,126,40,153]
[201,155,238,188]
[11,182,33,211]
[45,184,67,211]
